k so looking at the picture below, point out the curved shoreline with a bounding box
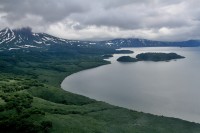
[61,61,111,89]
[60,58,199,124]
[60,47,200,124]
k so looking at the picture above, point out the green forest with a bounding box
[0,49,200,133]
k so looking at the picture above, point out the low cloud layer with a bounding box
[0,0,200,41]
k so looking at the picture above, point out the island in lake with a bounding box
[117,52,185,62]
[117,56,138,62]
[115,50,134,54]
[136,52,185,61]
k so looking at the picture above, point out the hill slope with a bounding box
[1,51,200,133]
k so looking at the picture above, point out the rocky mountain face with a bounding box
[0,27,199,52]
[0,27,84,51]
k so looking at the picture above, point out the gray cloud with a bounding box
[0,0,88,22]
[0,0,200,41]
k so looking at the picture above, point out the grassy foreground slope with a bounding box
[0,50,200,133]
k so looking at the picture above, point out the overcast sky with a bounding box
[0,0,200,41]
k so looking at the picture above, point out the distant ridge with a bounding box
[0,27,200,52]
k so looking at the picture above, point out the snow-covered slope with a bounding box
[99,38,200,47]
[0,27,200,52]
[0,27,84,51]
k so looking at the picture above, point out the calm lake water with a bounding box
[61,47,200,123]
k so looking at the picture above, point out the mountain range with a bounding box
[0,27,200,52]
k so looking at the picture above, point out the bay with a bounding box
[61,47,200,123]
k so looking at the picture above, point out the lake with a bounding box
[61,47,200,123]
